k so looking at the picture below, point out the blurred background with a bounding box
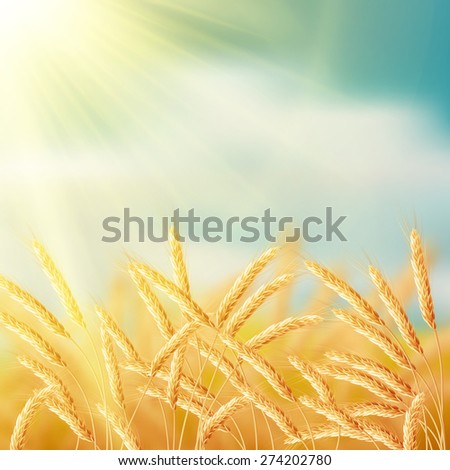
[1,0,450,316]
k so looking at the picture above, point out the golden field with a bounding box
[0,229,448,450]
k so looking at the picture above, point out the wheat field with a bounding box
[0,228,448,450]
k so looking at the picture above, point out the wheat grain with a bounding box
[0,312,65,367]
[0,276,70,338]
[10,386,54,450]
[225,273,295,336]
[369,266,423,353]
[410,230,436,330]
[332,309,411,369]
[305,261,384,326]
[403,393,425,450]
[217,247,280,327]
[97,405,139,450]
[33,240,85,328]
[246,315,322,350]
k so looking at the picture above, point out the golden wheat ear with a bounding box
[32,240,85,328]
[0,276,70,339]
[403,393,425,450]
[410,230,436,330]
[10,386,55,450]
[0,312,66,367]
[305,260,384,326]
[369,266,423,353]
[97,405,140,450]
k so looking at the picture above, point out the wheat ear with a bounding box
[246,315,322,350]
[100,326,125,411]
[289,357,334,403]
[325,351,414,397]
[316,364,403,405]
[305,261,384,326]
[0,276,69,338]
[169,226,190,295]
[33,240,85,328]
[345,402,403,418]
[128,266,175,340]
[167,343,188,410]
[149,321,199,376]
[141,386,212,422]
[225,273,295,336]
[410,230,436,330]
[97,405,139,450]
[369,266,422,353]
[10,386,54,450]
[0,312,65,367]
[96,306,145,368]
[47,396,93,442]
[222,336,296,402]
[200,396,248,447]
[332,309,411,369]
[18,356,81,420]
[299,395,402,449]
[133,262,213,327]
[403,393,425,450]
[217,246,280,326]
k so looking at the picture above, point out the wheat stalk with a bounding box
[332,309,411,369]
[225,273,295,336]
[10,386,54,450]
[410,230,436,330]
[217,246,280,327]
[369,266,422,353]
[0,276,70,339]
[325,351,414,397]
[33,240,85,328]
[97,405,139,450]
[403,393,425,450]
[0,312,65,367]
[305,261,384,326]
